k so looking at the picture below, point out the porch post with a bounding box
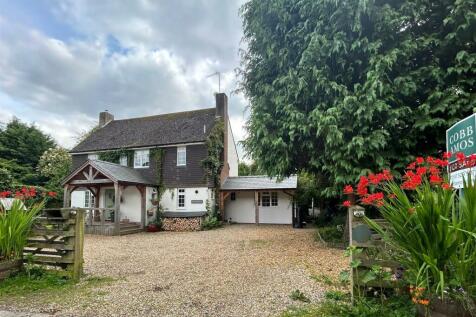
[137,185,146,229]
[63,185,70,208]
[114,182,121,235]
[254,191,259,225]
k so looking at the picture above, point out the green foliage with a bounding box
[240,0,476,199]
[201,120,224,215]
[0,118,55,186]
[295,172,320,207]
[201,200,222,230]
[315,226,344,244]
[289,289,311,303]
[0,200,43,260]
[281,296,415,317]
[367,177,476,303]
[0,269,72,296]
[38,147,72,204]
[150,148,166,197]
[98,149,134,166]
[238,161,263,176]
[0,167,13,190]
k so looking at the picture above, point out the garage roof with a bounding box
[221,175,297,191]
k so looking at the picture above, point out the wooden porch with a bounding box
[62,160,154,236]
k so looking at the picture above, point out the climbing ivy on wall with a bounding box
[150,148,166,199]
[98,149,134,166]
[201,120,224,214]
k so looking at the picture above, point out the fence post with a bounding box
[72,209,85,281]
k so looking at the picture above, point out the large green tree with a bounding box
[240,0,476,198]
[0,118,56,186]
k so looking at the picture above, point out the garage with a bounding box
[220,175,297,225]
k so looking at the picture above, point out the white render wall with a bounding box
[225,191,255,223]
[99,186,141,223]
[71,190,87,208]
[227,119,239,177]
[160,187,211,212]
[259,191,293,224]
[146,186,155,225]
[225,191,293,224]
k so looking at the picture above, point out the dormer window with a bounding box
[119,155,128,166]
[177,146,186,166]
[134,149,149,168]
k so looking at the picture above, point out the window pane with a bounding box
[262,192,270,207]
[177,147,186,166]
[178,189,185,208]
[134,150,149,168]
[231,192,236,201]
[119,155,127,166]
[271,192,278,206]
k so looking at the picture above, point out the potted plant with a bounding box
[146,205,163,232]
[343,152,476,316]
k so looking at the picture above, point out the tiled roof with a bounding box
[71,108,217,153]
[91,160,154,184]
[221,175,298,190]
[62,160,155,185]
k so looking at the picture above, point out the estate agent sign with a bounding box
[446,114,476,188]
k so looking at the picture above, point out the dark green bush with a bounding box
[201,215,222,230]
[315,226,344,243]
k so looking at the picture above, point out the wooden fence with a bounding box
[348,206,403,301]
[23,208,85,281]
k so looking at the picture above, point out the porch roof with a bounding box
[221,175,297,191]
[62,159,155,186]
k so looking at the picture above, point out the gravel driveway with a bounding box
[1,225,346,317]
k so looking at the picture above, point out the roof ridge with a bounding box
[111,107,215,122]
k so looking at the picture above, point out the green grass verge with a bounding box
[281,294,416,317]
[0,269,117,308]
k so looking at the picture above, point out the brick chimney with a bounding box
[99,110,114,127]
[215,93,229,184]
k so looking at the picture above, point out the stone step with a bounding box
[119,228,143,236]
[119,222,141,229]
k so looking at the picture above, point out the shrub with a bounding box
[0,199,43,261]
[201,214,222,230]
[343,152,476,309]
[315,226,344,243]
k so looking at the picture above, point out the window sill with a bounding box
[134,166,149,169]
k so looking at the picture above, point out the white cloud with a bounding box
[0,2,249,154]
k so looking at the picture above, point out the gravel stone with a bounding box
[1,225,346,317]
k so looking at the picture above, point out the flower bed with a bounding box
[343,152,476,316]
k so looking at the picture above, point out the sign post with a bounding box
[446,114,476,188]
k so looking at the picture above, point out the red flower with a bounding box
[416,157,425,165]
[416,167,427,175]
[342,200,351,207]
[47,191,57,197]
[456,152,466,163]
[381,169,393,180]
[430,174,443,184]
[441,183,452,190]
[343,185,353,194]
[357,176,369,196]
[407,162,416,170]
[429,166,440,175]
[388,193,397,199]
[442,152,452,159]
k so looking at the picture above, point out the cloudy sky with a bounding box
[0,0,249,158]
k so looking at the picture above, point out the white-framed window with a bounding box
[177,146,186,166]
[88,154,98,160]
[119,155,128,166]
[177,188,185,209]
[271,192,278,206]
[84,191,95,208]
[134,149,150,168]
[261,192,271,207]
